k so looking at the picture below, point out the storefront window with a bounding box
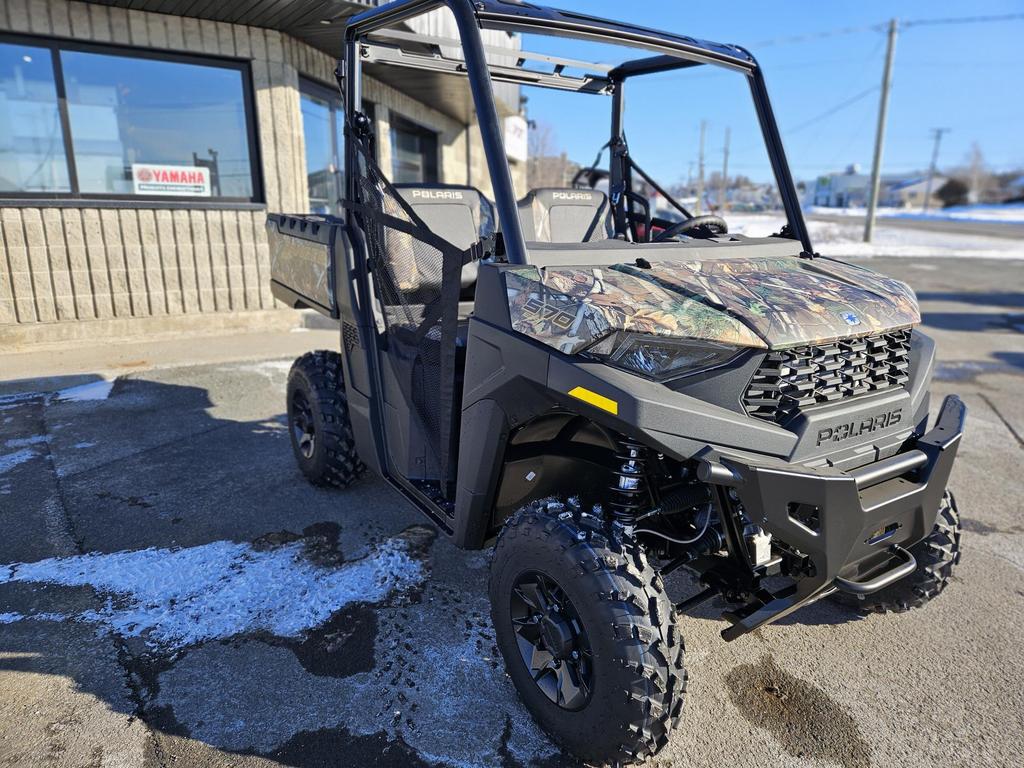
[0,42,71,193]
[0,35,259,201]
[61,50,254,199]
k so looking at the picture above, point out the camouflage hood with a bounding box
[504,256,919,354]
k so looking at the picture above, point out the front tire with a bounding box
[286,351,364,488]
[489,501,686,765]
[835,490,962,613]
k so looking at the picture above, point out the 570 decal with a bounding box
[521,297,578,331]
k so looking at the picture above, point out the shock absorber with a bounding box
[608,437,650,523]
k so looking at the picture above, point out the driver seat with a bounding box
[517,188,614,243]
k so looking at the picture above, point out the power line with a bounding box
[786,85,879,135]
[902,13,1024,29]
[753,12,1024,48]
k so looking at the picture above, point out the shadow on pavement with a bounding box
[916,291,1024,308]
[0,373,573,768]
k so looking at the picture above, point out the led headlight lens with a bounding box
[584,332,740,380]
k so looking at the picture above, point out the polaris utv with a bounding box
[267,1,965,763]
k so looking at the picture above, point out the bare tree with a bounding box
[965,142,993,204]
[527,121,575,189]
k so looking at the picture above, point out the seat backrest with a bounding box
[517,188,614,243]
[395,184,495,295]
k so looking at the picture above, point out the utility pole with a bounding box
[922,127,949,213]
[696,120,706,215]
[863,18,898,243]
[718,126,730,211]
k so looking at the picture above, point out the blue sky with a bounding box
[518,0,1023,185]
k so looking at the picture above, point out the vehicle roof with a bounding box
[352,0,757,74]
[476,1,753,68]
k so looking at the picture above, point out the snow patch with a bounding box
[0,448,38,475]
[289,595,557,768]
[73,441,97,450]
[0,534,428,649]
[5,435,47,448]
[0,612,23,624]
[55,380,114,402]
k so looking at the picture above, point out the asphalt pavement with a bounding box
[1,256,1022,768]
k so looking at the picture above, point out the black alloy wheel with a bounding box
[286,351,364,488]
[291,389,316,459]
[510,571,593,710]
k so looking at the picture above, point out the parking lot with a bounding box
[1,255,1023,768]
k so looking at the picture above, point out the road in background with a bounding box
[809,212,1024,240]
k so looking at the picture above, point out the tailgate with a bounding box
[267,213,341,318]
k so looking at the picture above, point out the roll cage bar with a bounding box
[342,0,814,262]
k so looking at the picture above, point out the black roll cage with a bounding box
[342,0,812,259]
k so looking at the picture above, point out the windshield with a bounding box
[512,30,793,242]
[357,5,802,251]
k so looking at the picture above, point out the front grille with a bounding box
[744,329,912,424]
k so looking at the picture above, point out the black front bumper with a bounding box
[704,394,966,640]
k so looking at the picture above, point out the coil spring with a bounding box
[608,437,649,523]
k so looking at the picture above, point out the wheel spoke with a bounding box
[512,617,543,644]
[529,646,555,675]
[513,582,548,612]
[555,662,586,708]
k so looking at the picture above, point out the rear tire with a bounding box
[489,501,686,765]
[834,490,962,613]
[286,351,364,488]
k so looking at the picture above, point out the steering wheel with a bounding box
[652,215,729,242]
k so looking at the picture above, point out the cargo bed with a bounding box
[267,213,342,318]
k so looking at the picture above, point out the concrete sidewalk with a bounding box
[0,321,338,398]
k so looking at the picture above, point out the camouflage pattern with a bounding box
[504,256,920,353]
[267,218,334,312]
[505,265,766,354]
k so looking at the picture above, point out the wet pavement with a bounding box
[1,256,1022,768]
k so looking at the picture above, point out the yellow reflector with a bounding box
[568,386,618,415]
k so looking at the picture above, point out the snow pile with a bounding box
[0,535,428,648]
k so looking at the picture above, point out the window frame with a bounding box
[0,32,264,205]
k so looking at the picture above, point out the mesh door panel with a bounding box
[355,148,460,489]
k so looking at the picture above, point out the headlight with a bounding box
[583,332,741,380]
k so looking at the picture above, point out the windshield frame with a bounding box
[344,0,813,260]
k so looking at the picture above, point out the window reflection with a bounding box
[61,50,254,198]
[0,42,71,193]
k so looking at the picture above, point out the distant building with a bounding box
[810,165,870,208]
[881,177,947,209]
[809,164,949,210]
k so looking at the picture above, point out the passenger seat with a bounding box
[394,184,496,299]
[517,188,614,243]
